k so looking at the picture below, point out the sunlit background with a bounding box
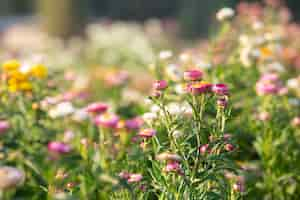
[1,0,300,38]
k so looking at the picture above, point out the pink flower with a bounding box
[257,111,270,121]
[86,102,108,114]
[225,143,235,152]
[255,73,282,96]
[165,161,181,173]
[125,117,144,130]
[217,97,228,108]
[119,171,131,179]
[156,152,181,162]
[184,69,203,81]
[138,128,156,138]
[127,173,143,183]
[187,82,212,95]
[104,70,129,87]
[0,120,10,134]
[233,181,245,193]
[199,144,210,155]
[153,80,168,90]
[63,130,75,143]
[212,84,229,96]
[291,117,300,127]
[223,134,232,140]
[48,141,71,154]
[94,113,119,128]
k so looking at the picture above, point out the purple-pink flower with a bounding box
[48,141,71,154]
[125,117,144,130]
[184,69,203,81]
[127,173,143,183]
[0,120,10,134]
[94,113,119,128]
[212,84,229,96]
[138,128,156,138]
[153,80,168,90]
[255,73,283,96]
[187,82,212,95]
[86,102,108,114]
[164,161,181,173]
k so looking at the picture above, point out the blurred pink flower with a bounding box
[86,102,108,114]
[94,113,119,128]
[0,120,10,134]
[184,69,203,81]
[125,117,144,130]
[127,173,143,183]
[48,141,71,154]
[138,128,156,138]
[212,84,229,96]
[153,80,168,90]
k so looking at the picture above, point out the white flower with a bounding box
[267,62,285,72]
[179,53,191,62]
[150,105,161,113]
[49,102,75,118]
[240,47,253,67]
[287,79,299,89]
[216,8,235,21]
[173,130,183,138]
[142,112,157,123]
[239,35,250,46]
[166,64,182,81]
[174,84,187,95]
[159,50,173,60]
[252,21,264,30]
[0,166,25,190]
[72,109,89,122]
[167,102,182,115]
[196,60,211,69]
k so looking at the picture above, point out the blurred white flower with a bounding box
[49,102,75,118]
[166,64,182,81]
[151,105,161,113]
[287,78,299,89]
[0,166,25,190]
[173,130,183,138]
[159,50,173,60]
[252,21,264,30]
[175,84,187,95]
[72,109,89,122]
[142,112,157,123]
[216,8,235,21]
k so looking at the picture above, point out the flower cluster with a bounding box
[1,60,47,92]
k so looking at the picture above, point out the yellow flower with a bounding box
[19,82,32,91]
[2,60,20,72]
[260,47,272,58]
[8,70,28,82]
[8,84,18,93]
[30,64,47,79]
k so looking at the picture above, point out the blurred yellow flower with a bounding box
[260,47,272,58]
[30,64,48,78]
[2,60,20,72]
[19,82,32,91]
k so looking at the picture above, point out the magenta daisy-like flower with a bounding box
[184,69,203,81]
[86,102,108,114]
[48,141,71,154]
[94,113,119,128]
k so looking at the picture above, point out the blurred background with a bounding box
[1,0,300,39]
